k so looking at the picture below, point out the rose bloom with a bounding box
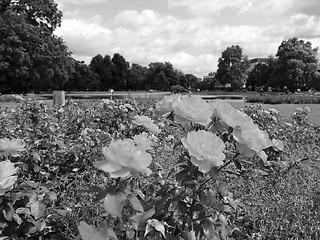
[172,96,213,126]
[132,115,161,134]
[233,124,272,160]
[155,94,182,115]
[0,160,18,195]
[133,132,155,150]
[181,130,225,173]
[211,100,254,128]
[94,139,152,178]
[0,138,25,157]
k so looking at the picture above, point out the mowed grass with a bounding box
[230,101,320,126]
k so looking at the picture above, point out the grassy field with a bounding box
[229,101,320,126]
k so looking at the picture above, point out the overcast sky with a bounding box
[54,0,320,77]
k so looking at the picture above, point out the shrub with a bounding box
[246,93,320,104]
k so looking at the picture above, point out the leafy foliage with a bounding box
[0,0,74,93]
[246,93,320,104]
[216,45,250,90]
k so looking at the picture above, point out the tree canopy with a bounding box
[246,56,276,90]
[271,38,319,91]
[216,45,249,90]
[0,0,74,93]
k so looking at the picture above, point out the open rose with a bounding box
[172,96,213,126]
[0,138,25,157]
[155,94,182,115]
[181,130,225,173]
[0,160,18,195]
[132,115,161,134]
[211,100,254,128]
[133,132,156,150]
[233,124,272,161]
[94,139,152,178]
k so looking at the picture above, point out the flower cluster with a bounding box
[156,95,274,163]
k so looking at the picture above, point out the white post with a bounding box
[53,90,65,106]
[109,89,114,100]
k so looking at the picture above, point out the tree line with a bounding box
[1,0,320,93]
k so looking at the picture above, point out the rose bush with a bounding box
[1,95,316,239]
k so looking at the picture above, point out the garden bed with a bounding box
[0,97,319,239]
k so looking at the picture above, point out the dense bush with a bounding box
[0,97,319,239]
[246,93,320,104]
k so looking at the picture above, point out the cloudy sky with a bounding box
[54,0,320,77]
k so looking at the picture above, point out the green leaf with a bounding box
[47,191,57,201]
[126,230,136,239]
[30,201,46,220]
[56,209,68,217]
[208,166,219,179]
[125,190,144,212]
[203,219,220,240]
[103,192,127,217]
[129,207,156,230]
[233,159,242,170]
[15,207,31,215]
[145,219,165,238]
[217,184,228,197]
[78,185,105,194]
[78,221,118,240]
[32,151,41,162]
[12,213,22,225]
[3,203,14,221]
[173,140,182,152]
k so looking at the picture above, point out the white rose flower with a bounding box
[172,96,213,126]
[181,130,225,173]
[95,139,152,178]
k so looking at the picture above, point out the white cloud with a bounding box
[54,19,113,56]
[55,1,320,77]
[168,0,296,17]
[168,0,253,16]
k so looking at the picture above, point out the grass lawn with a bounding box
[230,101,320,126]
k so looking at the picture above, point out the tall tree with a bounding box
[112,53,128,90]
[247,57,276,89]
[271,38,319,91]
[66,60,98,91]
[0,0,62,32]
[89,54,114,90]
[126,63,148,90]
[216,45,249,90]
[145,62,184,90]
[185,74,200,89]
[0,0,74,93]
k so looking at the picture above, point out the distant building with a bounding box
[202,75,215,81]
[249,58,269,64]
[247,58,269,73]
